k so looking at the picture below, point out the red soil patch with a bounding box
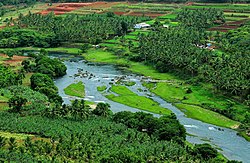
[208,18,249,32]
[113,12,126,16]
[39,2,94,15]
[57,3,92,8]
[47,7,77,12]
[0,54,29,66]
[218,25,239,29]
[208,28,229,32]
[227,19,249,25]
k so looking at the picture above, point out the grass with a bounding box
[100,43,118,47]
[0,96,8,103]
[124,81,136,86]
[124,35,138,40]
[64,81,85,98]
[81,46,250,132]
[0,131,33,140]
[83,49,129,66]
[146,82,247,126]
[97,85,107,92]
[22,72,33,86]
[106,85,172,115]
[175,103,240,128]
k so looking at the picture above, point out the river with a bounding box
[54,56,250,162]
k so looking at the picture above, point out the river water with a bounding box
[54,57,250,162]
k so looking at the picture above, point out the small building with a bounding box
[134,23,150,29]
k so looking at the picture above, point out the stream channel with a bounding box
[53,54,250,162]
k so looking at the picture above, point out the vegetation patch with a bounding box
[124,81,136,86]
[97,85,107,92]
[175,103,240,129]
[0,131,34,140]
[106,85,171,115]
[64,81,85,98]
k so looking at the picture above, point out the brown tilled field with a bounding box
[0,54,29,67]
[39,2,94,15]
[38,2,125,15]
[208,18,249,32]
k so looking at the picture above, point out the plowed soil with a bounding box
[0,54,29,66]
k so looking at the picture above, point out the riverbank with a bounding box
[2,46,248,140]
[82,48,250,142]
[105,85,172,115]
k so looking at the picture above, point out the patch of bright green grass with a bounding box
[64,81,85,98]
[0,131,33,140]
[97,85,107,92]
[0,103,8,111]
[175,103,240,128]
[158,14,177,20]
[105,39,120,44]
[100,43,118,47]
[148,82,185,103]
[148,82,247,122]
[106,85,171,115]
[124,81,136,86]
[46,47,81,54]
[0,96,8,103]
[124,35,138,40]
[84,49,129,66]
[22,72,33,86]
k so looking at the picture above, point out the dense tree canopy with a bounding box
[30,73,62,104]
[16,13,150,44]
[0,65,23,88]
[0,109,223,162]
[0,28,57,48]
[138,9,249,104]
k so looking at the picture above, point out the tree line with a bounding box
[15,13,150,45]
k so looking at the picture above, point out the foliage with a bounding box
[16,13,150,44]
[22,52,67,78]
[0,65,23,88]
[30,73,62,104]
[177,8,225,29]
[92,103,112,117]
[0,28,57,48]
[44,99,91,120]
[8,95,28,113]
[1,85,48,115]
[34,55,67,78]
[113,111,186,144]
[0,110,224,162]
[191,143,218,159]
[138,24,249,103]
